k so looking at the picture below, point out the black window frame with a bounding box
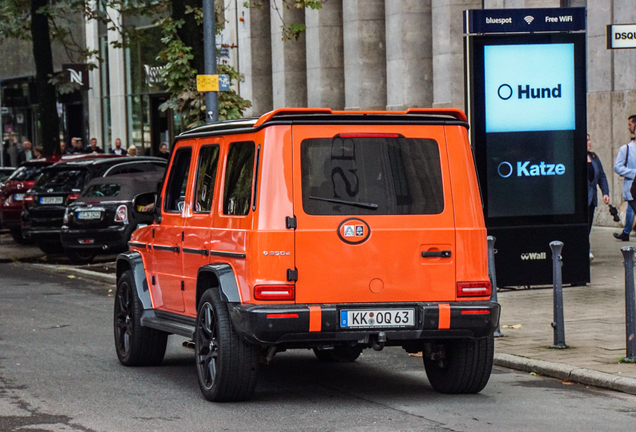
[193,144,221,214]
[222,141,256,216]
[163,147,192,213]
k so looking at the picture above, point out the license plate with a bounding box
[13,193,24,201]
[40,196,63,205]
[78,211,101,220]
[340,309,415,328]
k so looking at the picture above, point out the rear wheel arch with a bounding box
[196,264,241,308]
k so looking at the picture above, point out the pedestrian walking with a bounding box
[587,134,610,261]
[17,140,34,165]
[614,115,636,241]
[157,143,170,160]
[127,145,138,157]
[110,138,126,156]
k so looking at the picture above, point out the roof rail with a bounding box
[254,107,467,127]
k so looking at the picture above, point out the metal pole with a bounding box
[621,246,636,362]
[549,241,567,349]
[203,0,218,124]
[487,235,503,337]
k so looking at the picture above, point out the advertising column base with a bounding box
[488,224,590,287]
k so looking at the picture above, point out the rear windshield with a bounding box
[6,164,49,181]
[83,183,121,197]
[301,136,444,215]
[31,169,91,193]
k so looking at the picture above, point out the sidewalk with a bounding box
[494,226,636,394]
[0,231,44,262]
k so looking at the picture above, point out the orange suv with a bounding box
[114,108,500,401]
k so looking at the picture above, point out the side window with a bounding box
[164,148,192,213]
[194,145,220,213]
[223,141,255,216]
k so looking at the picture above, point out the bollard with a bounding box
[487,236,503,338]
[549,241,568,349]
[620,247,636,363]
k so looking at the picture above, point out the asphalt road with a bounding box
[1,262,636,432]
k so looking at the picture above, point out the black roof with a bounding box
[78,172,163,202]
[176,108,469,141]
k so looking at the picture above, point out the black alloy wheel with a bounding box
[114,270,167,366]
[195,289,260,402]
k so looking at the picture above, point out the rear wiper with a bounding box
[309,196,378,210]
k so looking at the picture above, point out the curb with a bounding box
[30,263,116,285]
[494,353,636,396]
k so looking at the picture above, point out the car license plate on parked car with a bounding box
[340,309,415,328]
[40,196,63,204]
[13,193,24,201]
[78,211,101,220]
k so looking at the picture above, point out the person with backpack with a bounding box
[614,115,636,241]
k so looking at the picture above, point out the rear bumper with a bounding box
[61,225,130,252]
[228,301,500,346]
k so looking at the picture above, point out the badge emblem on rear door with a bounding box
[338,218,370,245]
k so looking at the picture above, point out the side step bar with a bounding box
[140,310,196,339]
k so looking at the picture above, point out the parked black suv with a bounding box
[60,172,162,264]
[22,156,167,254]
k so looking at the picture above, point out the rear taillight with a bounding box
[114,205,128,223]
[23,195,34,204]
[254,285,295,300]
[457,281,492,297]
[67,194,80,204]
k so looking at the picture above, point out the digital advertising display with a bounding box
[468,33,587,223]
[465,9,588,287]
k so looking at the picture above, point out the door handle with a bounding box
[421,250,451,258]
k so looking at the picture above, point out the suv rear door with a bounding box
[292,125,456,304]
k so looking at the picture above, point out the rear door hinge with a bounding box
[286,216,297,229]
[287,269,298,282]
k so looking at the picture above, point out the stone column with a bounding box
[85,1,101,146]
[385,0,433,110]
[237,0,273,117]
[107,6,127,145]
[270,0,307,108]
[431,0,481,109]
[343,0,386,110]
[305,0,344,109]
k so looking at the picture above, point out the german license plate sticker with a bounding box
[340,309,415,328]
[13,193,24,201]
[40,196,63,204]
[78,211,101,220]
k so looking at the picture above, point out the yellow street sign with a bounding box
[197,74,219,92]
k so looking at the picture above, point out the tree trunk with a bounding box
[172,0,205,76]
[30,0,60,157]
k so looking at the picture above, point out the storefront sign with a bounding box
[196,74,230,92]
[607,24,636,49]
[62,64,89,91]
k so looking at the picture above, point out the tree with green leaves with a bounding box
[0,0,90,157]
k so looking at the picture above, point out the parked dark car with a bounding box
[1,154,98,243]
[60,172,162,264]
[22,156,166,254]
[1,160,53,243]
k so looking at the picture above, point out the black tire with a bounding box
[65,249,97,265]
[195,289,260,402]
[114,270,168,366]
[10,228,32,245]
[423,336,494,394]
[313,345,362,362]
[36,241,64,255]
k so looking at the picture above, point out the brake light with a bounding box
[338,133,399,138]
[114,204,128,223]
[254,285,295,300]
[23,195,34,204]
[457,281,492,297]
[67,194,80,204]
